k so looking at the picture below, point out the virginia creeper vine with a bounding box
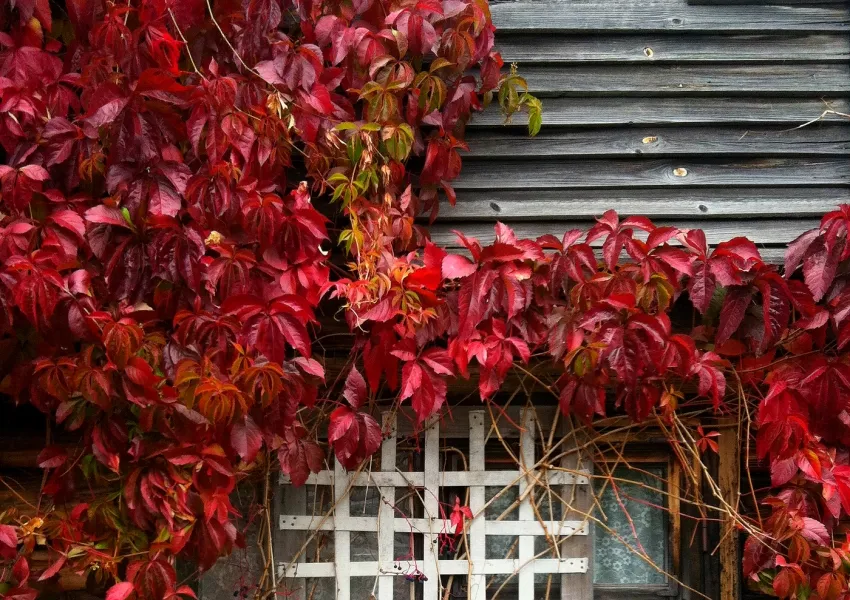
[0,0,847,598]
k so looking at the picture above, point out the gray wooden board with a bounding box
[494,33,850,62]
[489,2,850,32]
[687,0,845,5]
[468,97,850,126]
[451,158,850,189]
[499,64,850,96]
[440,188,849,220]
[463,125,850,158]
[429,219,820,247]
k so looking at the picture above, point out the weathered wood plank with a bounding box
[470,97,850,127]
[279,515,587,536]
[688,0,842,5]
[333,460,351,600]
[464,125,850,158]
[490,2,850,32]
[502,64,850,96]
[441,188,849,220]
[718,418,741,600]
[429,219,821,247]
[495,33,850,62]
[560,419,593,600]
[422,421,441,599]
[453,158,849,188]
[468,411,487,600]
[377,413,396,600]
[279,558,587,578]
[518,411,536,597]
[280,470,587,490]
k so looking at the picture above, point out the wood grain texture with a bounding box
[688,0,841,5]
[464,125,850,158]
[489,1,850,32]
[441,188,850,220]
[718,418,741,600]
[452,158,850,189]
[495,33,850,63]
[502,64,850,96]
[469,97,850,126]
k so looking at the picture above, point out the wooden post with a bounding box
[422,419,441,600]
[718,418,740,600]
[378,413,397,600]
[468,411,487,600]
[518,411,536,597]
[560,417,592,600]
[334,459,351,600]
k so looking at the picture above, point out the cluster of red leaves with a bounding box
[1,0,848,595]
[0,0,537,594]
[340,206,850,600]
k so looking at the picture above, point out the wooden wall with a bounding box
[435,0,850,263]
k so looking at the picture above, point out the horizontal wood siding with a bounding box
[442,0,850,258]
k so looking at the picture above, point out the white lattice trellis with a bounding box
[277,408,590,600]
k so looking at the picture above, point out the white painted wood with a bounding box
[378,413,397,600]
[282,468,590,487]
[422,419,441,600]
[518,410,536,597]
[334,459,351,600]
[279,515,587,536]
[280,557,588,578]
[278,409,591,596]
[282,469,588,488]
[468,411,487,600]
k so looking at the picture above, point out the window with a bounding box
[592,455,682,599]
[275,406,591,600]
[275,408,685,600]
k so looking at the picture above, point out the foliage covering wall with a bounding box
[0,0,849,598]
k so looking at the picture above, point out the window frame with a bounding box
[592,452,682,600]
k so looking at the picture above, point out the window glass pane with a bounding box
[593,465,667,585]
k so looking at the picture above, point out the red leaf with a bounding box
[38,555,67,581]
[105,582,135,600]
[230,416,262,462]
[0,523,18,553]
[442,254,476,279]
[716,287,753,345]
[800,517,829,545]
[37,445,68,469]
[2,587,38,600]
[343,367,367,409]
[13,556,29,584]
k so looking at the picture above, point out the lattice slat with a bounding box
[378,413,397,600]
[278,409,590,599]
[468,410,486,600]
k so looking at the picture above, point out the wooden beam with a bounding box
[489,2,850,32]
[463,125,850,159]
[453,158,849,189]
[494,33,850,63]
[469,97,850,127]
[441,188,850,221]
[718,418,741,600]
[500,64,850,97]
